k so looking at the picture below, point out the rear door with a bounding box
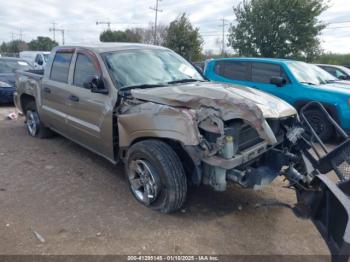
[211,60,250,85]
[64,49,114,160]
[40,49,74,133]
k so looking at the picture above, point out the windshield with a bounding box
[103,49,204,88]
[0,60,33,74]
[338,65,350,76]
[43,54,49,62]
[287,61,337,85]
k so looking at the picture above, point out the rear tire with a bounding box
[303,109,333,141]
[126,140,187,213]
[25,102,53,138]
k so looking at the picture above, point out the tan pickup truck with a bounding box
[15,44,350,258]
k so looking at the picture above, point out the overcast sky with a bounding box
[0,0,349,54]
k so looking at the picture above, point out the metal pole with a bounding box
[150,0,162,45]
[154,0,159,44]
[220,18,228,56]
[52,22,56,41]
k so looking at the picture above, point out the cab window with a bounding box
[73,53,98,88]
[251,63,288,84]
[214,61,248,81]
[50,52,73,83]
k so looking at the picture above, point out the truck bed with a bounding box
[15,69,44,112]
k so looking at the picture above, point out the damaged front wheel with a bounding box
[126,140,187,213]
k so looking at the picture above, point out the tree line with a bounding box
[0,37,58,54]
[1,0,349,65]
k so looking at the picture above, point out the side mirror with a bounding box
[37,59,43,66]
[270,76,286,87]
[83,75,108,94]
[338,75,347,80]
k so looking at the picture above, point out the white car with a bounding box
[19,51,50,70]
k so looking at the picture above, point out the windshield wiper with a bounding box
[300,81,317,86]
[120,84,167,91]
[167,78,204,84]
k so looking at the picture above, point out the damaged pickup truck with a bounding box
[15,44,350,259]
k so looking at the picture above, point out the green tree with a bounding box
[0,40,28,54]
[228,0,328,61]
[99,29,143,43]
[164,13,203,61]
[28,37,58,51]
[315,53,350,66]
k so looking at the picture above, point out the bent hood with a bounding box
[131,81,297,119]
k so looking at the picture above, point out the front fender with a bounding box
[118,102,200,148]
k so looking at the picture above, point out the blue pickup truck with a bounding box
[204,58,350,140]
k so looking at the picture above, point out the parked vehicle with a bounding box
[312,63,350,86]
[14,44,350,258]
[19,51,50,70]
[0,57,33,103]
[317,64,350,80]
[204,58,350,140]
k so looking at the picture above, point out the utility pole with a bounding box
[96,21,111,30]
[220,18,228,56]
[49,27,65,45]
[150,0,162,45]
[60,29,65,45]
[51,22,57,41]
[19,29,23,41]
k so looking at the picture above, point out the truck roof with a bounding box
[55,43,168,53]
[208,57,298,64]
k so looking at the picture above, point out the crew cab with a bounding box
[204,58,350,140]
[15,44,350,259]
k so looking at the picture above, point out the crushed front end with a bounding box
[196,101,350,260]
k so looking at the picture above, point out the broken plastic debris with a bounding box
[32,229,45,243]
[6,112,18,120]
[6,223,10,227]
[238,205,243,211]
[96,232,102,237]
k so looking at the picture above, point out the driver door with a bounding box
[64,49,114,161]
[248,62,295,102]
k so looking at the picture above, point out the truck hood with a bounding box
[315,83,350,95]
[333,80,350,86]
[131,81,297,119]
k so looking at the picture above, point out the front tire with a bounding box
[25,102,53,138]
[126,140,187,213]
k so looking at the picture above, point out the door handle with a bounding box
[68,95,79,102]
[43,87,51,93]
